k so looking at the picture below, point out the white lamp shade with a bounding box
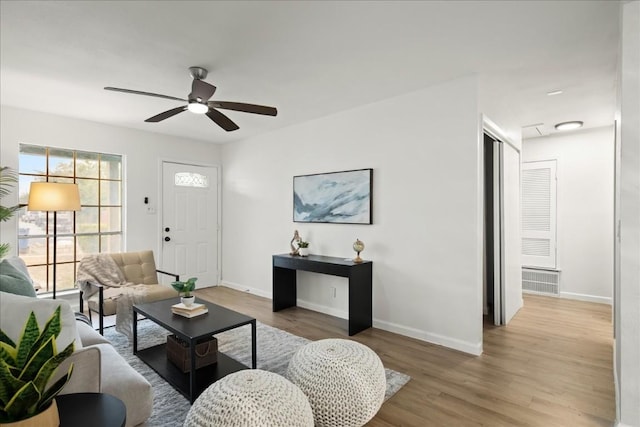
[27,182,81,212]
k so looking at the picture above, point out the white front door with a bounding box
[161,162,219,287]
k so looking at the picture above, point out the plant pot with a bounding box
[181,296,195,307]
[3,399,59,427]
[298,248,309,257]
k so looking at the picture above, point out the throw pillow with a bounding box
[0,258,37,297]
[0,291,82,350]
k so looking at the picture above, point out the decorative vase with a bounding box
[4,399,60,427]
[298,247,309,257]
[181,296,195,306]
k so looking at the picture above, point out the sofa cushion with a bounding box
[0,291,81,350]
[0,258,37,297]
[56,346,101,394]
[95,343,153,427]
[76,319,111,346]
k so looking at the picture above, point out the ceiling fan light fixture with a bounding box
[554,121,583,131]
[188,101,208,114]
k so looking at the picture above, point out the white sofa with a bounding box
[0,291,153,427]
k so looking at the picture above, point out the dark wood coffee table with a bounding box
[133,298,256,403]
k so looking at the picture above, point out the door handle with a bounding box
[165,227,170,232]
[164,236,171,242]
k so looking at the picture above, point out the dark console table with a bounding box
[272,254,372,335]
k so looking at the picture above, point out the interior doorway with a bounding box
[483,134,496,319]
[483,129,523,326]
[161,161,220,287]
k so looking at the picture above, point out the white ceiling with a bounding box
[0,1,620,144]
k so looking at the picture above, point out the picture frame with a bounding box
[293,168,373,224]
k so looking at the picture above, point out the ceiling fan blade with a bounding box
[206,108,239,131]
[210,101,278,116]
[104,87,186,102]
[145,106,187,122]
[189,80,216,102]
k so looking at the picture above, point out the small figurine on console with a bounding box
[290,230,301,256]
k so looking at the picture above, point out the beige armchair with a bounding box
[78,250,179,334]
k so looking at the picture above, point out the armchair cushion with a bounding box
[110,250,159,284]
[0,258,37,297]
[87,283,177,316]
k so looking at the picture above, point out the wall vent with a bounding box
[522,268,560,295]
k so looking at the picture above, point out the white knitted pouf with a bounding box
[184,369,314,427]
[286,339,387,427]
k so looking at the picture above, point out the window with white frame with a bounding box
[18,144,123,293]
[522,160,557,269]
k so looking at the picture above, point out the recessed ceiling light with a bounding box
[555,121,583,131]
[547,90,563,96]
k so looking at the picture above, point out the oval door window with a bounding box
[174,172,209,188]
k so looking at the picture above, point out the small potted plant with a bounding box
[0,306,75,426]
[172,277,197,306]
[297,240,310,257]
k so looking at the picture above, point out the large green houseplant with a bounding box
[0,166,20,260]
[0,306,75,424]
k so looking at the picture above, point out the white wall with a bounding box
[0,106,221,264]
[522,126,614,304]
[221,75,485,354]
[616,1,640,425]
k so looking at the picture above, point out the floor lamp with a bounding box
[28,182,81,299]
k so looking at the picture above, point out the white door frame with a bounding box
[158,159,222,286]
[481,115,522,326]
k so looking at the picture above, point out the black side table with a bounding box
[57,393,126,427]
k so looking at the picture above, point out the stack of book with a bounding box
[171,302,208,318]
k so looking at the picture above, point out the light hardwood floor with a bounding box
[194,287,615,427]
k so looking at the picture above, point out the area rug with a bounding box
[105,320,411,426]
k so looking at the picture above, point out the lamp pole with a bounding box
[28,182,81,298]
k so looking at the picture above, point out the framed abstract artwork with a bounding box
[293,168,373,224]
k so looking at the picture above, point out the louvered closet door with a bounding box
[521,160,557,268]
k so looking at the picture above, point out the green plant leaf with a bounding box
[4,381,40,420]
[16,312,40,369]
[0,166,17,200]
[0,243,9,260]
[0,341,17,367]
[26,306,61,364]
[0,330,16,348]
[0,205,20,223]
[171,281,184,292]
[32,340,74,392]
[0,359,26,408]
[20,336,55,383]
[38,364,73,412]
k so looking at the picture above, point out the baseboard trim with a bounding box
[219,282,482,356]
[373,318,482,356]
[297,299,348,320]
[220,281,272,299]
[560,291,612,305]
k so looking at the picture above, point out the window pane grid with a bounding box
[19,144,123,294]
